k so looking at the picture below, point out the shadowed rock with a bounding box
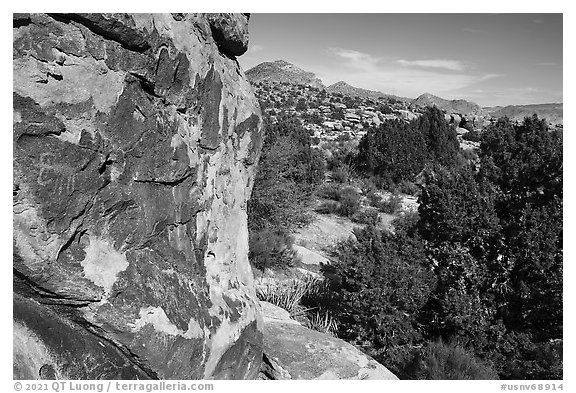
[206,13,250,57]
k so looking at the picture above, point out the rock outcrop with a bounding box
[13,13,264,380]
[411,92,486,118]
[258,301,398,380]
[207,13,250,57]
[327,81,411,103]
[246,60,325,89]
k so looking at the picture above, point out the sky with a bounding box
[239,14,563,107]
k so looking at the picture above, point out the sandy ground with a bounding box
[291,193,418,269]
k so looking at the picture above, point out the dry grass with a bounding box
[256,275,322,318]
[307,310,338,336]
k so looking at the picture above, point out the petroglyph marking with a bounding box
[37,152,76,195]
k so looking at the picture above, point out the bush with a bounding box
[337,186,361,217]
[398,180,420,196]
[462,129,481,142]
[355,107,459,183]
[248,112,324,233]
[332,166,350,184]
[360,177,378,196]
[392,211,420,237]
[403,340,499,380]
[460,148,478,162]
[319,226,436,375]
[316,183,342,201]
[370,192,403,214]
[351,208,380,226]
[495,332,563,380]
[249,229,299,272]
[316,200,340,215]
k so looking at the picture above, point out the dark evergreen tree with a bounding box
[247,113,325,270]
[320,226,436,375]
[355,106,459,184]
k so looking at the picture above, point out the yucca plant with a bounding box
[307,310,338,336]
[256,275,322,318]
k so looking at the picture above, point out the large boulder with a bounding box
[13,13,264,380]
[260,303,398,380]
[206,13,250,57]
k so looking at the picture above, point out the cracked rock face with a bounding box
[13,13,264,380]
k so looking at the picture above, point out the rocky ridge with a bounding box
[246,60,325,89]
[410,92,485,117]
[484,103,563,126]
[327,81,411,103]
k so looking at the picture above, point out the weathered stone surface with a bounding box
[13,13,264,380]
[262,321,398,380]
[206,14,249,57]
[260,301,300,325]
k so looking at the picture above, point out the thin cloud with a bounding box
[327,47,381,70]
[321,47,503,98]
[248,44,264,53]
[464,86,561,106]
[396,59,467,71]
[478,73,503,81]
[462,27,484,34]
[533,19,544,24]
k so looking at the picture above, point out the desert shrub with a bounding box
[360,177,378,196]
[366,189,381,206]
[398,180,420,196]
[248,229,299,272]
[248,113,324,234]
[316,200,340,215]
[495,333,563,380]
[316,183,342,201]
[462,129,481,142]
[332,165,350,184]
[402,340,499,380]
[336,186,361,217]
[351,208,380,226]
[371,192,403,214]
[248,113,325,271]
[392,210,420,237]
[248,180,314,232]
[371,173,396,190]
[460,148,478,162]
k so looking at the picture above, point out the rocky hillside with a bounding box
[250,80,415,144]
[13,13,264,380]
[327,81,411,103]
[485,103,563,125]
[410,92,485,117]
[246,60,325,88]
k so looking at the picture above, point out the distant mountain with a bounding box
[327,81,411,103]
[484,103,563,125]
[246,60,325,89]
[410,92,484,117]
